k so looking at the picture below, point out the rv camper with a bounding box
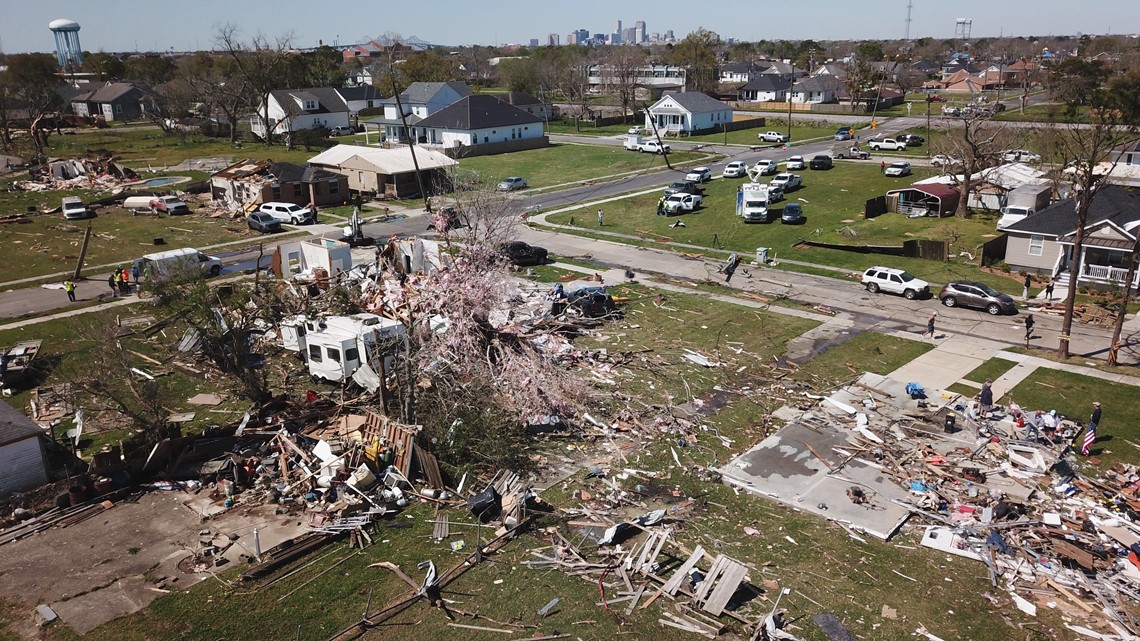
[295,314,406,389]
[134,247,223,281]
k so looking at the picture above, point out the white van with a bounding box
[123,195,190,215]
[61,196,92,220]
[134,247,223,281]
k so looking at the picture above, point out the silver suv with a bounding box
[861,266,930,300]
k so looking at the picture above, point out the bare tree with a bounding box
[598,46,648,123]
[138,80,195,136]
[214,23,296,146]
[1039,69,1140,359]
[932,113,1011,218]
[178,52,249,143]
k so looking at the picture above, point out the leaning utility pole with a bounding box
[390,76,432,213]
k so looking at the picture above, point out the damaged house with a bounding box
[0,400,49,496]
[307,144,457,199]
[209,159,348,209]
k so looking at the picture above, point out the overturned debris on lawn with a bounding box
[719,372,1140,637]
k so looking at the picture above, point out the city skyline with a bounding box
[1,0,1138,55]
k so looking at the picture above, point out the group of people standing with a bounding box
[981,378,1105,457]
[107,265,137,297]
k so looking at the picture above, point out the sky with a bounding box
[3,0,1138,54]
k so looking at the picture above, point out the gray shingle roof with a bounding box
[741,76,790,92]
[270,88,349,117]
[792,76,840,92]
[416,94,542,130]
[380,81,472,106]
[337,85,383,102]
[0,399,41,447]
[1004,185,1140,237]
[661,92,728,114]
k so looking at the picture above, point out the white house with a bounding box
[719,61,769,84]
[363,81,472,143]
[0,400,48,496]
[646,92,733,134]
[251,88,350,140]
[414,94,545,148]
[335,85,384,117]
[739,76,790,102]
[790,76,840,104]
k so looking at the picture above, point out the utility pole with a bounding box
[904,0,913,42]
[786,62,794,141]
[390,75,432,213]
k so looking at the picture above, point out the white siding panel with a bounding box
[0,437,48,495]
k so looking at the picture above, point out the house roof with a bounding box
[912,183,959,199]
[655,91,729,114]
[337,85,383,102]
[269,162,339,183]
[720,61,769,75]
[504,91,544,107]
[741,76,790,92]
[0,399,42,448]
[72,82,139,104]
[270,88,349,116]
[761,61,794,75]
[1004,185,1140,237]
[980,163,1049,190]
[416,94,543,129]
[792,76,840,92]
[380,81,472,106]
[308,144,457,174]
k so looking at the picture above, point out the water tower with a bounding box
[49,18,84,67]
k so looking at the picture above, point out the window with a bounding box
[1028,235,1044,257]
[344,347,359,362]
[326,347,341,363]
[293,183,304,199]
[308,345,323,362]
[328,180,340,195]
[303,100,318,111]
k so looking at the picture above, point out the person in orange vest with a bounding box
[120,267,131,294]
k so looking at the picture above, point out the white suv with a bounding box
[861,266,930,300]
[258,202,314,225]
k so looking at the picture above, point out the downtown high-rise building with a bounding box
[634,20,646,44]
[547,33,560,46]
[613,19,623,44]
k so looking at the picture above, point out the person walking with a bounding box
[1024,314,1035,342]
[1022,273,1031,301]
[979,379,994,417]
[923,312,938,339]
[63,280,76,302]
[880,160,887,174]
[1081,401,1102,456]
[723,253,741,283]
[597,209,604,226]
[1045,278,1055,301]
[108,273,117,297]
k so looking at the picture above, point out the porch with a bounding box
[1053,241,1140,290]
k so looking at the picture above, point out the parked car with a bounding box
[567,287,619,318]
[722,161,748,178]
[753,159,779,175]
[780,203,804,225]
[662,193,703,214]
[834,127,854,141]
[1003,149,1041,164]
[930,154,962,167]
[885,161,912,177]
[247,212,283,233]
[939,281,1018,315]
[328,126,355,137]
[786,156,806,170]
[770,173,802,192]
[497,176,528,191]
[258,201,314,225]
[61,196,92,220]
[758,131,789,143]
[499,241,548,266]
[628,126,644,135]
[664,181,704,196]
[861,266,930,300]
[684,166,712,183]
[942,106,962,117]
[833,146,871,160]
[809,155,833,170]
[869,138,907,151]
[897,133,925,146]
[926,94,946,102]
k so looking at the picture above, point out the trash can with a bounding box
[755,247,769,264]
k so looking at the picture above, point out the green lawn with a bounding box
[44,127,326,167]
[961,357,1019,385]
[456,142,710,190]
[791,331,934,384]
[543,162,1025,288]
[1008,368,1139,466]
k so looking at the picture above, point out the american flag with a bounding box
[1082,425,1097,456]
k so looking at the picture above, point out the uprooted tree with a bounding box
[379,189,599,475]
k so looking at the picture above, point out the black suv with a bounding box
[664,181,705,196]
[809,155,833,170]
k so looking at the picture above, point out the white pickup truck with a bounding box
[625,135,671,154]
[771,173,802,192]
[662,193,702,214]
[758,131,790,143]
[868,138,907,151]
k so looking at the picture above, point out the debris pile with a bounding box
[15,156,139,192]
[719,372,1140,639]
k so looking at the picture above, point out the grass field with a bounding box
[542,162,1027,289]
[44,126,324,167]
[455,142,711,189]
[12,285,1091,641]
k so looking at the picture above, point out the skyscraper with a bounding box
[634,20,646,44]
[548,33,560,46]
[613,19,623,44]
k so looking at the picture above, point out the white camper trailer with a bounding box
[134,247,223,280]
[300,314,406,389]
